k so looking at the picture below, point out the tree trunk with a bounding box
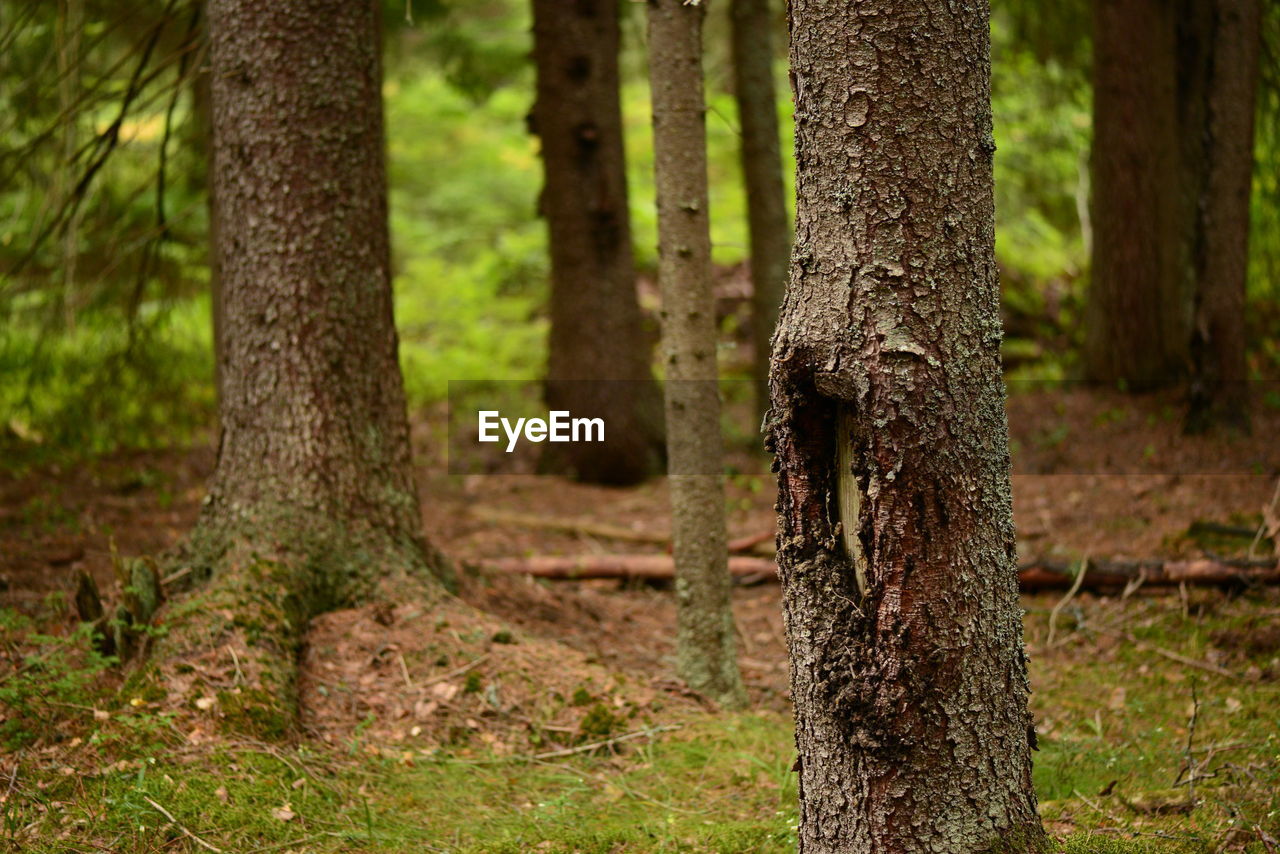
[729,0,789,421]
[191,2,223,413]
[155,0,444,732]
[1185,0,1261,433]
[769,0,1047,849]
[647,0,745,710]
[1085,0,1189,388]
[531,0,665,486]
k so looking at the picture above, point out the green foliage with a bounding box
[384,0,530,101]
[0,0,213,453]
[3,0,1278,452]
[0,609,116,749]
[0,298,214,455]
[991,18,1091,285]
[386,67,546,402]
[1249,1,1280,305]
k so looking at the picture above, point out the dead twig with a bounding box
[453,724,684,765]
[418,653,490,692]
[1121,568,1146,600]
[160,566,191,587]
[1180,680,1200,807]
[1047,555,1088,647]
[1248,478,1280,560]
[143,796,222,853]
[1071,788,1126,825]
[398,653,415,692]
[1095,629,1240,680]
[227,645,244,686]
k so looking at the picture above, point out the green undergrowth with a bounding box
[4,589,1279,852]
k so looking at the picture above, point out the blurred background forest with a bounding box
[3,3,1280,852]
[2,0,1276,457]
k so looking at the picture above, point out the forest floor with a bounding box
[1,386,1279,852]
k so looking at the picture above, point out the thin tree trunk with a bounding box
[1085,0,1189,388]
[55,0,83,328]
[769,0,1047,849]
[647,0,745,710]
[1186,0,1261,433]
[729,0,789,421]
[155,0,444,732]
[532,0,664,486]
[191,2,222,413]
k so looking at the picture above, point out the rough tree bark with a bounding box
[1085,0,1189,388]
[532,0,665,485]
[190,2,222,411]
[1185,0,1262,433]
[647,0,745,709]
[729,0,790,420]
[154,0,444,732]
[768,0,1047,850]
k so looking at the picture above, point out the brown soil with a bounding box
[1,387,1276,746]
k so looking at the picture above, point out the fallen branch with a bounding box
[727,530,777,555]
[1017,558,1280,591]
[470,508,776,555]
[1046,555,1088,647]
[418,653,490,691]
[143,796,222,853]
[1095,630,1241,680]
[480,554,777,581]
[451,724,684,765]
[480,552,1279,591]
[472,508,666,546]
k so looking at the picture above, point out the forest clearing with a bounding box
[3,0,1280,851]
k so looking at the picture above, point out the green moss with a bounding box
[217,687,293,740]
[577,703,622,741]
[977,822,1053,854]
[1056,835,1206,853]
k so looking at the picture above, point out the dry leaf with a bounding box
[430,682,459,702]
[272,804,295,822]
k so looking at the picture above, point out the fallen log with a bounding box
[479,553,1280,590]
[727,530,777,555]
[471,508,667,546]
[481,554,778,581]
[1017,558,1280,591]
[470,507,776,555]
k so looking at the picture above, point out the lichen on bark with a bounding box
[768,0,1047,850]
[647,0,746,710]
[148,0,446,733]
